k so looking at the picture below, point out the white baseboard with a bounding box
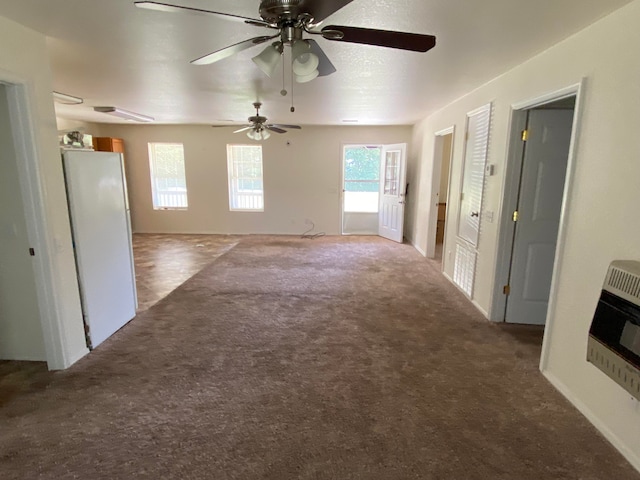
[472,300,490,319]
[56,347,89,370]
[412,242,427,257]
[542,370,640,474]
[442,272,491,320]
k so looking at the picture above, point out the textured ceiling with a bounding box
[0,0,632,126]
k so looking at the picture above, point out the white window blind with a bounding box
[227,145,264,211]
[457,103,492,246]
[148,142,188,210]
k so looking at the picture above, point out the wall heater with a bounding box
[587,260,640,400]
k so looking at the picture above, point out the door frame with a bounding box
[426,126,455,263]
[340,143,383,236]
[489,80,586,368]
[1,75,81,370]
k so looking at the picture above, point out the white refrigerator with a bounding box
[63,149,137,349]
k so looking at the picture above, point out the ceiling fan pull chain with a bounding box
[280,54,287,97]
[290,53,295,112]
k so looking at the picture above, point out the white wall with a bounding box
[0,84,46,360]
[406,0,640,470]
[0,16,88,369]
[93,124,411,235]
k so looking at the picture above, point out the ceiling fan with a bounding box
[134,0,436,82]
[232,102,301,140]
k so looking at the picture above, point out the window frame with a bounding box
[148,142,188,211]
[226,144,264,212]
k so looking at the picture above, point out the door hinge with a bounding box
[521,129,529,142]
[512,210,519,222]
[503,285,511,295]
[29,248,35,256]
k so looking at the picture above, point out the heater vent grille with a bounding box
[605,261,640,306]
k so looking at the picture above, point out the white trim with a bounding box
[442,270,490,319]
[434,126,455,137]
[426,126,456,261]
[543,370,640,473]
[2,78,88,369]
[411,240,427,257]
[539,79,586,371]
[340,143,383,235]
[487,80,585,369]
[472,300,490,319]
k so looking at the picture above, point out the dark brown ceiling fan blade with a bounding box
[233,126,253,133]
[298,0,355,24]
[265,126,287,134]
[134,1,271,27]
[191,35,279,65]
[307,39,336,77]
[321,25,436,52]
[269,124,302,129]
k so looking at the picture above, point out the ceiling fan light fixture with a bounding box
[247,128,270,141]
[252,42,283,77]
[295,69,319,83]
[291,40,319,76]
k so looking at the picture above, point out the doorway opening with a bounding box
[492,84,582,341]
[427,128,454,266]
[341,143,408,243]
[341,145,381,235]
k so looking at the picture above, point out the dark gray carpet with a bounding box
[1,235,637,479]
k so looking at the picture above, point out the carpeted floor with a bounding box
[0,235,637,479]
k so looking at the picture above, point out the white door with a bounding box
[0,84,46,360]
[457,104,491,247]
[505,109,573,324]
[378,143,407,243]
[64,151,137,348]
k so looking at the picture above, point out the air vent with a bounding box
[604,261,640,306]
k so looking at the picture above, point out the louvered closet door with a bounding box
[457,104,491,247]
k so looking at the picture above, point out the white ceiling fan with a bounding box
[229,102,301,140]
[134,0,437,83]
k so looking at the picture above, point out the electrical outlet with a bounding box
[304,218,312,225]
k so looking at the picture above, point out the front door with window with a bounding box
[378,143,407,243]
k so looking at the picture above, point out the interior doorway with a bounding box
[493,91,579,326]
[427,128,454,265]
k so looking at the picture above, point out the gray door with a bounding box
[506,108,574,325]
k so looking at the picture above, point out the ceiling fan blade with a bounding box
[321,25,436,53]
[307,39,336,77]
[265,126,287,134]
[269,124,302,130]
[233,126,253,133]
[192,35,278,65]
[134,1,271,27]
[299,0,355,24]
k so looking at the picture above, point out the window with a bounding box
[227,145,264,211]
[148,142,188,209]
[343,146,381,213]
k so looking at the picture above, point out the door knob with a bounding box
[471,211,479,217]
